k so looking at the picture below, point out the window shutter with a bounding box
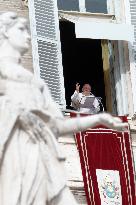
[28,0,66,108]
[128,0,136,113]
[129,0,136,60]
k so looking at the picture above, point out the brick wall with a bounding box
[0,0,33,72]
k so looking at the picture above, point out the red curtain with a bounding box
[71,113,136,205]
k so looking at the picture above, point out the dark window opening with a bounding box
[59,21,106,111]
[57,0,79,11]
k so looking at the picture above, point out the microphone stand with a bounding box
[96,97,105,112]
[90,92,104,112]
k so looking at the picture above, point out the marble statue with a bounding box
[0,12,127,205]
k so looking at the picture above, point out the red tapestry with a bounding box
[70,113,136,205]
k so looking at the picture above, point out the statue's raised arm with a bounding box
[0,12,127,205]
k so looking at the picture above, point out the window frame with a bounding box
[57,0,115,15]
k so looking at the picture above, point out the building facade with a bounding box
[0,0,136,204]
[27,0,136,175]
[28,0,136,118]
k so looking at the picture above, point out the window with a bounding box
[85,0,107,13]
[57,0,79,11]
[57,0,108,14]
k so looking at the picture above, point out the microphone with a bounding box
[96,97,102,102]
[90,93,104,112]
[96,97,104,111]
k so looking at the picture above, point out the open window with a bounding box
[28,0,134,115]
[59,12,134,115]
[59,21,107,112]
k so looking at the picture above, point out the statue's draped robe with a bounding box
[0,62,67,204]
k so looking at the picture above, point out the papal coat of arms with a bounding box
[96,169,122,205]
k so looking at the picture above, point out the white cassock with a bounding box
[71,90,100,114]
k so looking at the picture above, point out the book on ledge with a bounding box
[80,96,95,108]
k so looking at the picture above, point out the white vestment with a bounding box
[71,90,100,114]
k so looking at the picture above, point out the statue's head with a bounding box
[0,12,30,55]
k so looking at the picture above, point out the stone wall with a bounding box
[0,0,33,72]
[59,135,87,204]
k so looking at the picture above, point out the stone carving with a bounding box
[22,0,28,7]
[0,12,127,205]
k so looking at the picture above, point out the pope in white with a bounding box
[71,83,100,114]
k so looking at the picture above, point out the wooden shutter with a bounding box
[28,0,66,108]
[123,0,136,114]
[129,0,136,59]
